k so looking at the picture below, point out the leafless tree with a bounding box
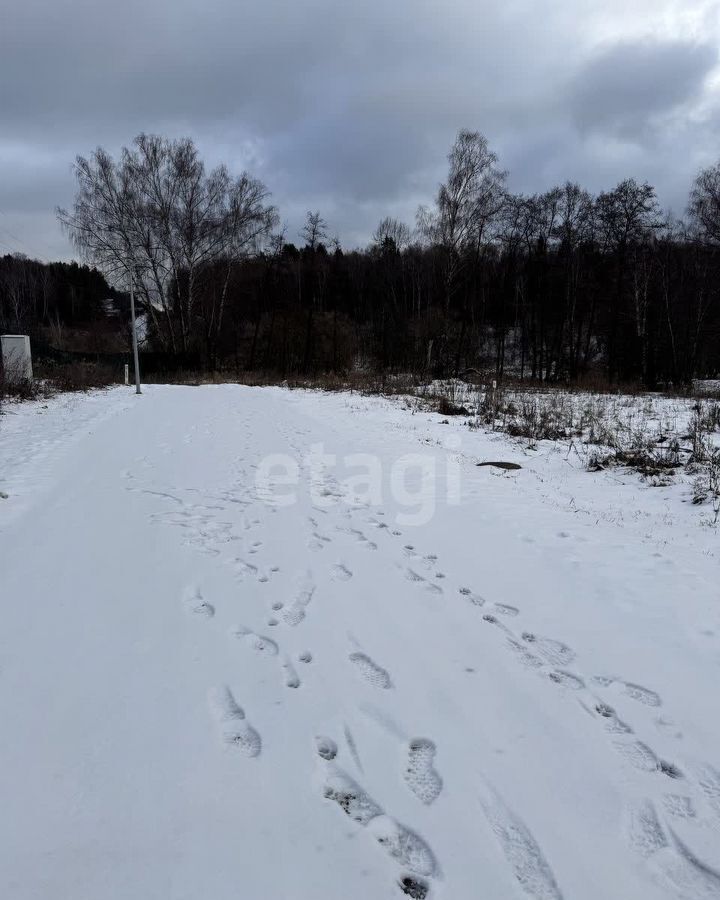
[553,182,595,249]
[300,211,328,250]
[688,160,720,245]
[372,216,411,251]
[418,129,506,308]
[595,179,661,251]
[58,134,277,356]
[594,179,662,381]
[0,253,38,331]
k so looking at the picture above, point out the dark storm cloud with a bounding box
[1,0,719,260]
[569,39,717,139]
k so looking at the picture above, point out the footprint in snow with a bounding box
[316,735,338,760]
[622,681,663,708]
[592,702,633,734]
[316,748,437,881]
[547,670,584,690]
[183,585,215,618]
[696,764,720,818]
[282,656,300,689]
[614,740,660,773]
[662,794,696,820]
[399,875,429,898]
[232,625,279,656]
[368,816,437,879]
[613,739,682,779]
[521,633,575,666]
[308,532,331,552]
[592,675,662,708]
[344,527,377,550]
[330,563,353,581]
[478,778,564,900]
[282,581,315,627]
[233,558,259,579]
[506,637,544,668]
[404,568,443,595]
[321,764,384,825]
[368,517,389,531]
[404,739,442,805]
[626,799,720,899]
[459,586,485,606]
[208,686,261,757]
[349,652,393,689]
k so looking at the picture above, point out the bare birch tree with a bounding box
[58,134,277,356]
[418,129,506,308]
[688,160,720,245]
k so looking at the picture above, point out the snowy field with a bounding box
[1,385,719,900]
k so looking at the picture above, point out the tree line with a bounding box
[3,130,720,386]
[0,254,121,350]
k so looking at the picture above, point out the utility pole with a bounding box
[128,265,142,395]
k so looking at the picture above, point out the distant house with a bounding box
[102,297,121,317]
[102,294,147,345]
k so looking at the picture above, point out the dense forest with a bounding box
[0,254,122,351]
[3,131,720,386]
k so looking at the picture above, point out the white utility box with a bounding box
[1,334,33,384]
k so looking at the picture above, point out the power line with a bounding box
[0,207,53,263]
[0,208,24,245]
[0,236,23,256]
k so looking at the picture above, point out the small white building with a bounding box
[1,334,33,384]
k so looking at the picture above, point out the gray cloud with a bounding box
[569,39,717,139]
[1,0,719,260]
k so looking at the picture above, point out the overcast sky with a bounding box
[1,0,719,262]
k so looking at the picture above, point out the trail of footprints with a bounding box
[177,502,453,896]
[487,609,681,779]
[459,572,720,868]
[167,481,719,899]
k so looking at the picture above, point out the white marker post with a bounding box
[128,268,142,395]
[124,363,129,386]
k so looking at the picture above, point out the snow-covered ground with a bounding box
[1,385,719,900]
